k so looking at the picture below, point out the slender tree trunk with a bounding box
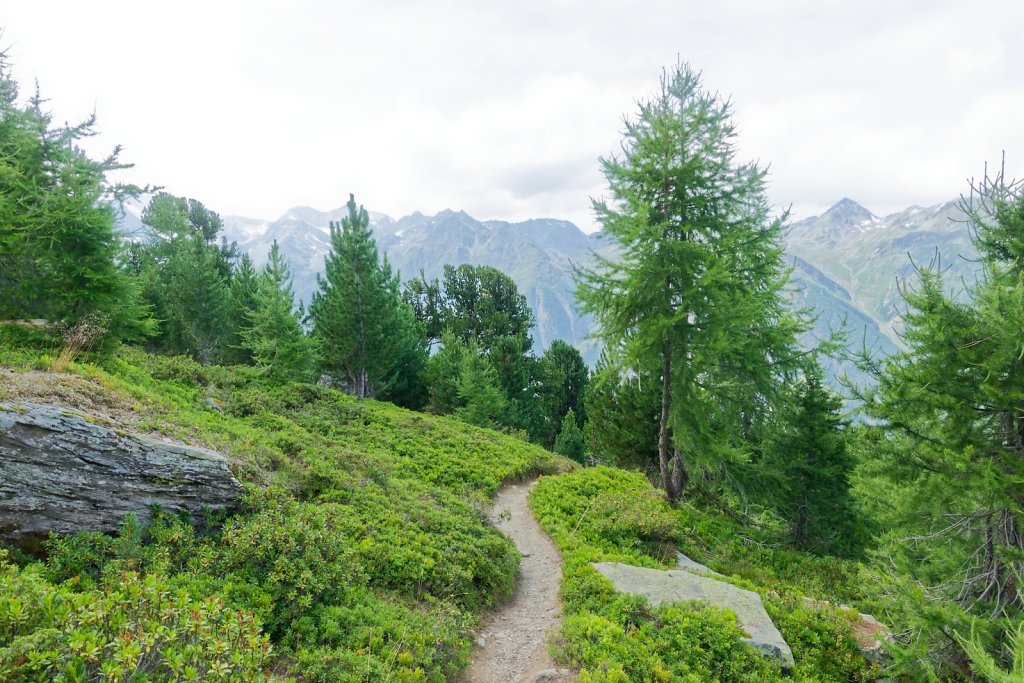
[659,339,681,503]
[354,260,367,399]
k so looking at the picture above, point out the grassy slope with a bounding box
[0,337,560,682]
[530,467,882,682]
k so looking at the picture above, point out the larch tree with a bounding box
[858,165,1024,620]
[575,63,805,503]
[0,51,152,344]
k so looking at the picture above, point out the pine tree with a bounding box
[575,63,805,502]
[309,194,424,399]
[405,264,535,352]
[0,51,152,343]
[425,331,467,415]
[455,338,509,430]
[764,361,861,556]
[554,409,587,463]
[239,241,317,383]
[538,340,589,448]
[134,193,237,363]
[227,254,261,364]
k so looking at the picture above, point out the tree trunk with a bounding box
[354,259,368,399]
[659,340,682,503]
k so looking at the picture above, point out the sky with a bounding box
[2,0,1023,232]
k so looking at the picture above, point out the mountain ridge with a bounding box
[117,195,976,384]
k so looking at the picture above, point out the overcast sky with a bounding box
[3,0,1022,232]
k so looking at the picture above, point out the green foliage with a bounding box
[227,253,261,364]
[574,62,806,502]
[538,340,589,448]
[0,551,274,682]
[409,264,543,436]
[133,192,239,363]
[584,351,660,475]
[957,620,1024,682]
[762,361,864,557]
[310,194,426,400]
[531,468,877,681]
[0,53,152,344]
[454,338,509,430]
[406,264,535,353]
[853,167,1024,676]
[554,409,586,463]
[0,343,552,680]
[239,241,318,383]
[214,499,361,638]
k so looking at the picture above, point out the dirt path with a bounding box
[460,478,571,683]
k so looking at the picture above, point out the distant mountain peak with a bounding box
[819,197,876,227]
[820,198,876,226]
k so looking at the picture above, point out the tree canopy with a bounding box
[575,63,806,502]
[0,51,151,343]
[310,194,425,399]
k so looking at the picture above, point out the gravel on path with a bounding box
[460,478,572,683]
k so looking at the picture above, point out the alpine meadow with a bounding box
[3,23,1024,683]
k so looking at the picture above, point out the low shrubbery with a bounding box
[0,550,273,682]
[531,467,878,682]
[0,346,553,681]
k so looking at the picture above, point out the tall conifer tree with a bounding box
[310,194,424,399]
[859,167,1024,618]
[0,52,152,342]
[240,241,317,383]
[575,63,805,502]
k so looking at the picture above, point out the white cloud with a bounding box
[2,0,1022,231]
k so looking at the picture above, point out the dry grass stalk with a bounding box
[51,314,106,373]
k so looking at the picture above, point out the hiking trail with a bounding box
[460,478,571,683]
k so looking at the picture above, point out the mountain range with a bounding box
[121,196,979,389]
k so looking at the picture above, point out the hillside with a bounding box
[0,333,560,681]
[212,197,975,387]
[0,338,886,682]
[217,207,614,366]
[787,198,979,339]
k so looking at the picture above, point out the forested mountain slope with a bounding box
[208,197,974,385]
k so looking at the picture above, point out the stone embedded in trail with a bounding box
[593,561,795,668]
[0,402,243,551]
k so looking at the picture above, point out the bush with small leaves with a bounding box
[0,551,275,682]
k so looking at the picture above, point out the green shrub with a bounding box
[1,344,552,680]
[0,552,274,682]
[214,499,363,638]
[531,468,880,682]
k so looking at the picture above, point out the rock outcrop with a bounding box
[0,402,242,550]
[675,551,721,577]
[593,561,795,667]
[803,597,891,664]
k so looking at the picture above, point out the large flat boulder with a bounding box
[0,402,242,550]
[593,561,794,667]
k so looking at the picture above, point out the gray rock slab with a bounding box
[675,551,721,577]
[593,561,794,667]
[0,402,242,550]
